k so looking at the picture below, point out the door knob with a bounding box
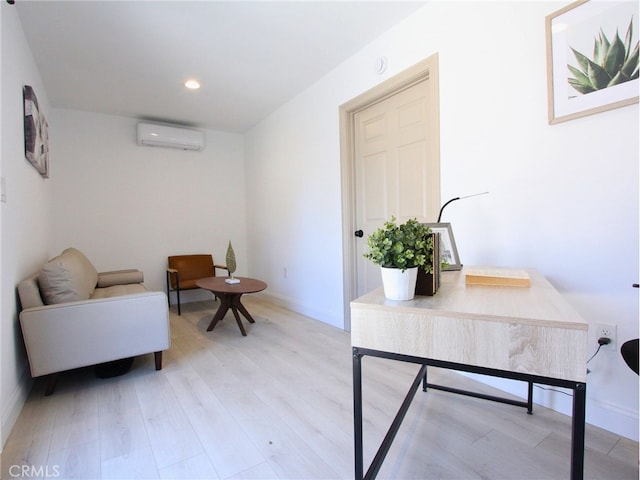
[354,230,364,238]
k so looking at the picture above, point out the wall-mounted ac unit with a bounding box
[136,123,204,151]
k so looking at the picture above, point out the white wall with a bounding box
[244,102,345,326]
[51,110,247,300]
[1,0,637,449]
[245,1,639,440]
[1,2,55,448]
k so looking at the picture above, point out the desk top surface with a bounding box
[352,267,587,331]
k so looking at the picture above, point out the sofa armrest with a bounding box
[19,291,170,378]
[18,273,45,309]
[97,269,144,287]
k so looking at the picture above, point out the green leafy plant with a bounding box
[568,17,639,94]
[363,217,435,272]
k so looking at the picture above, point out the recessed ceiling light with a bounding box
[185,80,200,90]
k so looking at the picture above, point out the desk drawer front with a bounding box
[351,307,587,382]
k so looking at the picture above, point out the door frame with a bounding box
[339,54,440,330]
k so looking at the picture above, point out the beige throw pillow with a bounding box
[38,248,98,304]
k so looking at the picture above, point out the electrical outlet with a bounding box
[595,323,617,345]
[283,267,288,278]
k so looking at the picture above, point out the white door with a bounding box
[354,78,440,297]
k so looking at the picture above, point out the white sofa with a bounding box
[18,248,170,394]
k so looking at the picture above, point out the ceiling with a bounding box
[15,1,426,133]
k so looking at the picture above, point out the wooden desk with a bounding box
[196,277,267,336]
[351,267,588,480]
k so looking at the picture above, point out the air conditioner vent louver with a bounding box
[136,123,204,151]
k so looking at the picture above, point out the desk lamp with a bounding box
[438,191,489,223]
[435,192,488,270]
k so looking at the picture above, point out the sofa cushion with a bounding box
[38,248,98,304]
[91,283,148,299]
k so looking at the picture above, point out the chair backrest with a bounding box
[167,254,215,287]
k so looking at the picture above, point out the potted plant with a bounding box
[363,217,437,300]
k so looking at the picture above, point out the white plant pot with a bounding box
[380,266,418,301]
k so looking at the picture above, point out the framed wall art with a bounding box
[425,222,461,271]
[546,0,639,124]
[23,85,49,177]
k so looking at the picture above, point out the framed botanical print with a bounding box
[546,0,639,124]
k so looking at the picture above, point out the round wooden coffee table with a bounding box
[196,277,267,336]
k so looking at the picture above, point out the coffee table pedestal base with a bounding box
[207,293,255,336]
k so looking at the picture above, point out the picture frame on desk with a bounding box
[424,222,461,271]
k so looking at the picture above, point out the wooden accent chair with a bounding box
[166,254,227,315]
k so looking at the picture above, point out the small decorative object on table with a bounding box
[225,241,240,284]
[363,217,437,300]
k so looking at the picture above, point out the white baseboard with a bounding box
[586,397,639,442]
[1,370,32,452]
[254,291,344,330]
[461,373,639,442]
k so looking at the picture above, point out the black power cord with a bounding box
[537,336,612,395]
[586,337,612,373]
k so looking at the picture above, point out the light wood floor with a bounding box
[1,297,638,479]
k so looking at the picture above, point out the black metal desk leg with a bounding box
[365,365,428,480]
[571,383,586,480]
[353,348,364,480]
[422,365,428,391]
